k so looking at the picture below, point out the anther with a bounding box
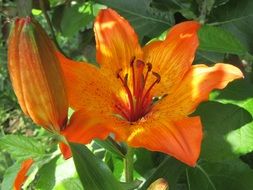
[124,74,129,85]
[146,63,152,72]
[116,68,123,78]
[130,56,136,67]
[136,60,145,68]
[152,72,161,83]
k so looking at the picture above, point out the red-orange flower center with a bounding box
[116,58,161,122]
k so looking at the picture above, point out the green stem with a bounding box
[39,0,60,50]
[124,146,134,182]
[198,0,207,24]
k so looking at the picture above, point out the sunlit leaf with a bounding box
[60,2,94,37]
[198,25,247,55]
[210,80,253,156]
[195,101,252,161]
[0,135,47,161]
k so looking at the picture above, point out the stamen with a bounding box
[147,63,152,71]
[116,68,123,78]
[152,72,161,83]
[117,69,125,86]
[143,63,152,87]
[134,60,145,97]
[131,57,136,94]
[124,74,128,85]
[116,69,134,121]
[130,56,136,67]
[116,58,161,122]
[141,72,161,109]
[115,104,129,120]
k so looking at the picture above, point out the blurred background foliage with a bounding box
[1,0,253,189]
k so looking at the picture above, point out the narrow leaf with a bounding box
[94,137,126,158]
[69,143,124,190]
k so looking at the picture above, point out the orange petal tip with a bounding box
[14,159,33,190]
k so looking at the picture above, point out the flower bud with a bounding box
[8,17,68,131]
[147,178,169,190]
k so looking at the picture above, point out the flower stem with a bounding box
[124,146,134,182]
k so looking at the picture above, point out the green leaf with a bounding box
[187,159,253,190]
[209,0,253,24]
[134,148,156,176]
[211,80,253,115]
[198,25,247,55]
[54,177,83,190]
[140,156,186,190]
[35,156,58,190]
[209,80,253,155]
[0,135,47,161]
[94,137,126,158]
[195,101,252,161]
[120,180,142,190]
[208,0,253,54]
[226,121,253,155]
[36,155,83,190]
[1,162,21,190]
[150,0,197,19]
[60,2,94,37]
[196,50,225,64]
[69,143,124,190]
[103,152,125,180]
[95,0,174,42]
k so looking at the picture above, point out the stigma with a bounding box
[116,57,161,122]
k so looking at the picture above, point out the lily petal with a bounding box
[125,116,203,166]
[59,142,72,159]
[94,8,142,74]
[157,64,244,118]
[14,159,33,190]
[143,21,200,94]
[61,110,111,145]
[57,52,119,113]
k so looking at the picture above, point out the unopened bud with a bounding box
[147,178,169,190]
[8,17,68,132]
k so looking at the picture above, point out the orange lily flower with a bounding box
[58,9,243,166]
